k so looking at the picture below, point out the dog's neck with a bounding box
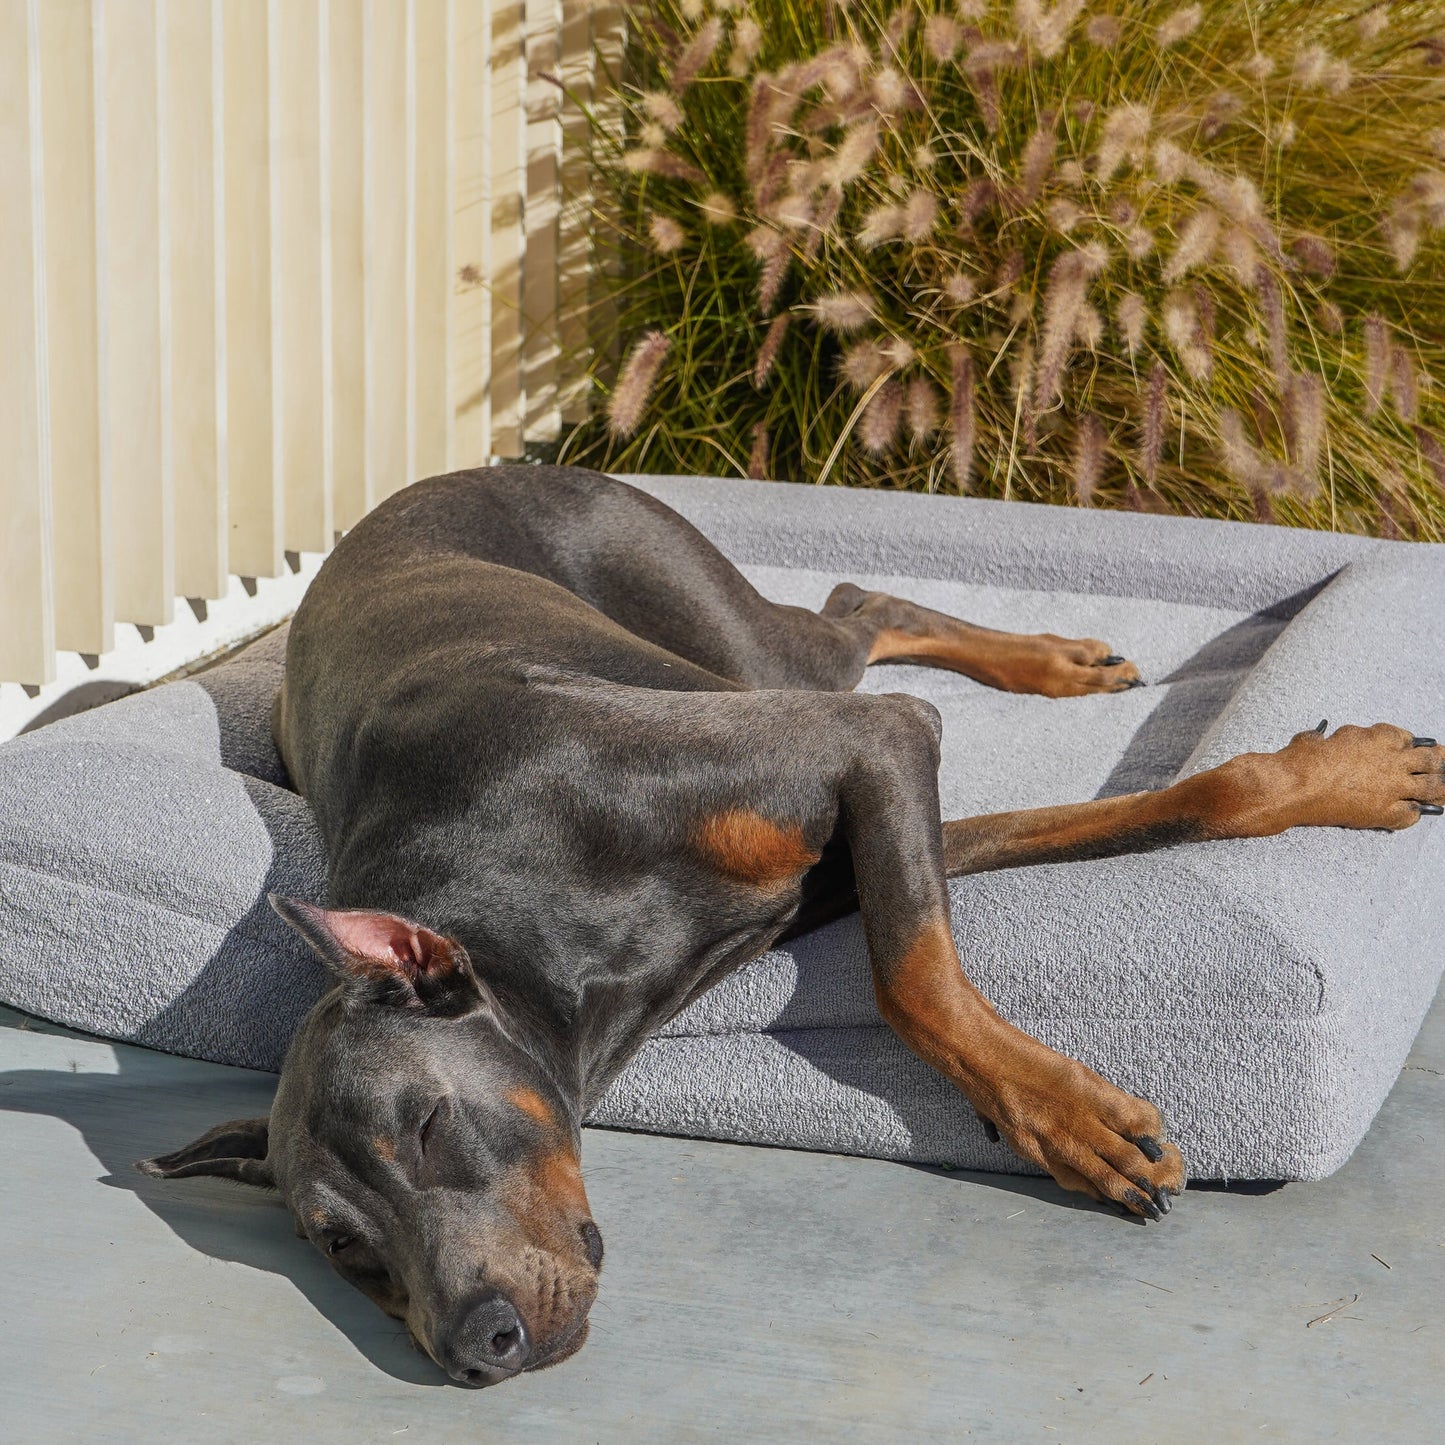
[335,842,795,1113]
[440,908,782,1116]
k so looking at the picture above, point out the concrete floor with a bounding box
[2,996,1441,1444]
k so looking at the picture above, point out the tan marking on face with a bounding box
[693,809,820,888]
[307,1205,328,1227]
[531,1147,590,1216]
[502,1145,592,1255]
[507,1085,557,1131]
[372,1134,396,1162]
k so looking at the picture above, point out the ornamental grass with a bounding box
[563,0,1445,538]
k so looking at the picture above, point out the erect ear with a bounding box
[268,894,487,1016]
[136,1117,275,1188]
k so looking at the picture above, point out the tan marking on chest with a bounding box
[693,809,820,887]
[507,1085,557,1131]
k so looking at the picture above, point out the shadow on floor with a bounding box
[0,1037,446,1386]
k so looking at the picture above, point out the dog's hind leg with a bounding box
[820,582,1142,698]
[419,468,1145,698]
[941,722,1445,876]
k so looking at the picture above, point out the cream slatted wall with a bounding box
[167,0,225,601]
[1,0,54,684]
[40,0,108,654]
[487,0,526,462]
[277,0,330,556]
[413,0,453,483]
[1,0,614,688]
[329,0,369,533]
[104,0,172,625]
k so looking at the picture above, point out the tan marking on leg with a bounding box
[507,1085,557,1131]
[693,809,821,887]
[942,792,1204,876]
[941,723,1445,880]
[868,623,1136,697]
[875,913,1185,1217]
[868,627,967,667]
[1182,723,1445,837]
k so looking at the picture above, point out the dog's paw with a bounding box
[1227,722,1445,835]
[1003,635,1144,699]
[974,1043,1186,1220]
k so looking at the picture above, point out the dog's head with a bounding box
[137,896,602,1386]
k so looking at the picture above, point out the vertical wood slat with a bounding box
[39,0,109,654]
[103,0,172,624]
[276,0,330,553]
[522,0,560,444]
[488,0,526,459]
[555,0,593,426]
[554,0,595,427]
[412,0,451,480]
[328,0,366,530]
[0,0,55,685]
[365,0,409,502]
[167,0,225,598]
[590,0,626,390]
[450,0,491,467]
[223,0,281,578]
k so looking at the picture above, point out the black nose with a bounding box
[446,1292,531,1385]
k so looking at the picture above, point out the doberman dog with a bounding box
[140,465,1445,1386]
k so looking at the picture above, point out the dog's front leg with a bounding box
[840,696,1186,1219]
[940,722,1445,877]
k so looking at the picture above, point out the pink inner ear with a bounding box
[322,909,444,976]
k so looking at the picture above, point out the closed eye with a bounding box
[419,1100,443,1152]
[327,1233,355,1256]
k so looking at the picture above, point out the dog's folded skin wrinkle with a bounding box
[133,465,1445,1382]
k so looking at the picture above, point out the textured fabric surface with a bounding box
[1,477,1442,1179]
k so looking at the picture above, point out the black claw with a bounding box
[1314,719,1329,734]
[1126,1188,1161,1220]
[1125,677,1146,689]
[1420,803,1444,816]
[1131,1177,1169,1212]
[1412,736,1437,749]
[1130,1135,1165,1163]
[1101,654,1126,666]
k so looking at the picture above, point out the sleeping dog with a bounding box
[140,466,1444,1385]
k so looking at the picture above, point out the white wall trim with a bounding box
[0,552,324,741]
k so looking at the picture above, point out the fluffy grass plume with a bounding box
[570,0,1445,537]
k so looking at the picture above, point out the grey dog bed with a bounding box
[2,474,1443,1180]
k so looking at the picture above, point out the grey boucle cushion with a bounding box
[2,475,1443,1181]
